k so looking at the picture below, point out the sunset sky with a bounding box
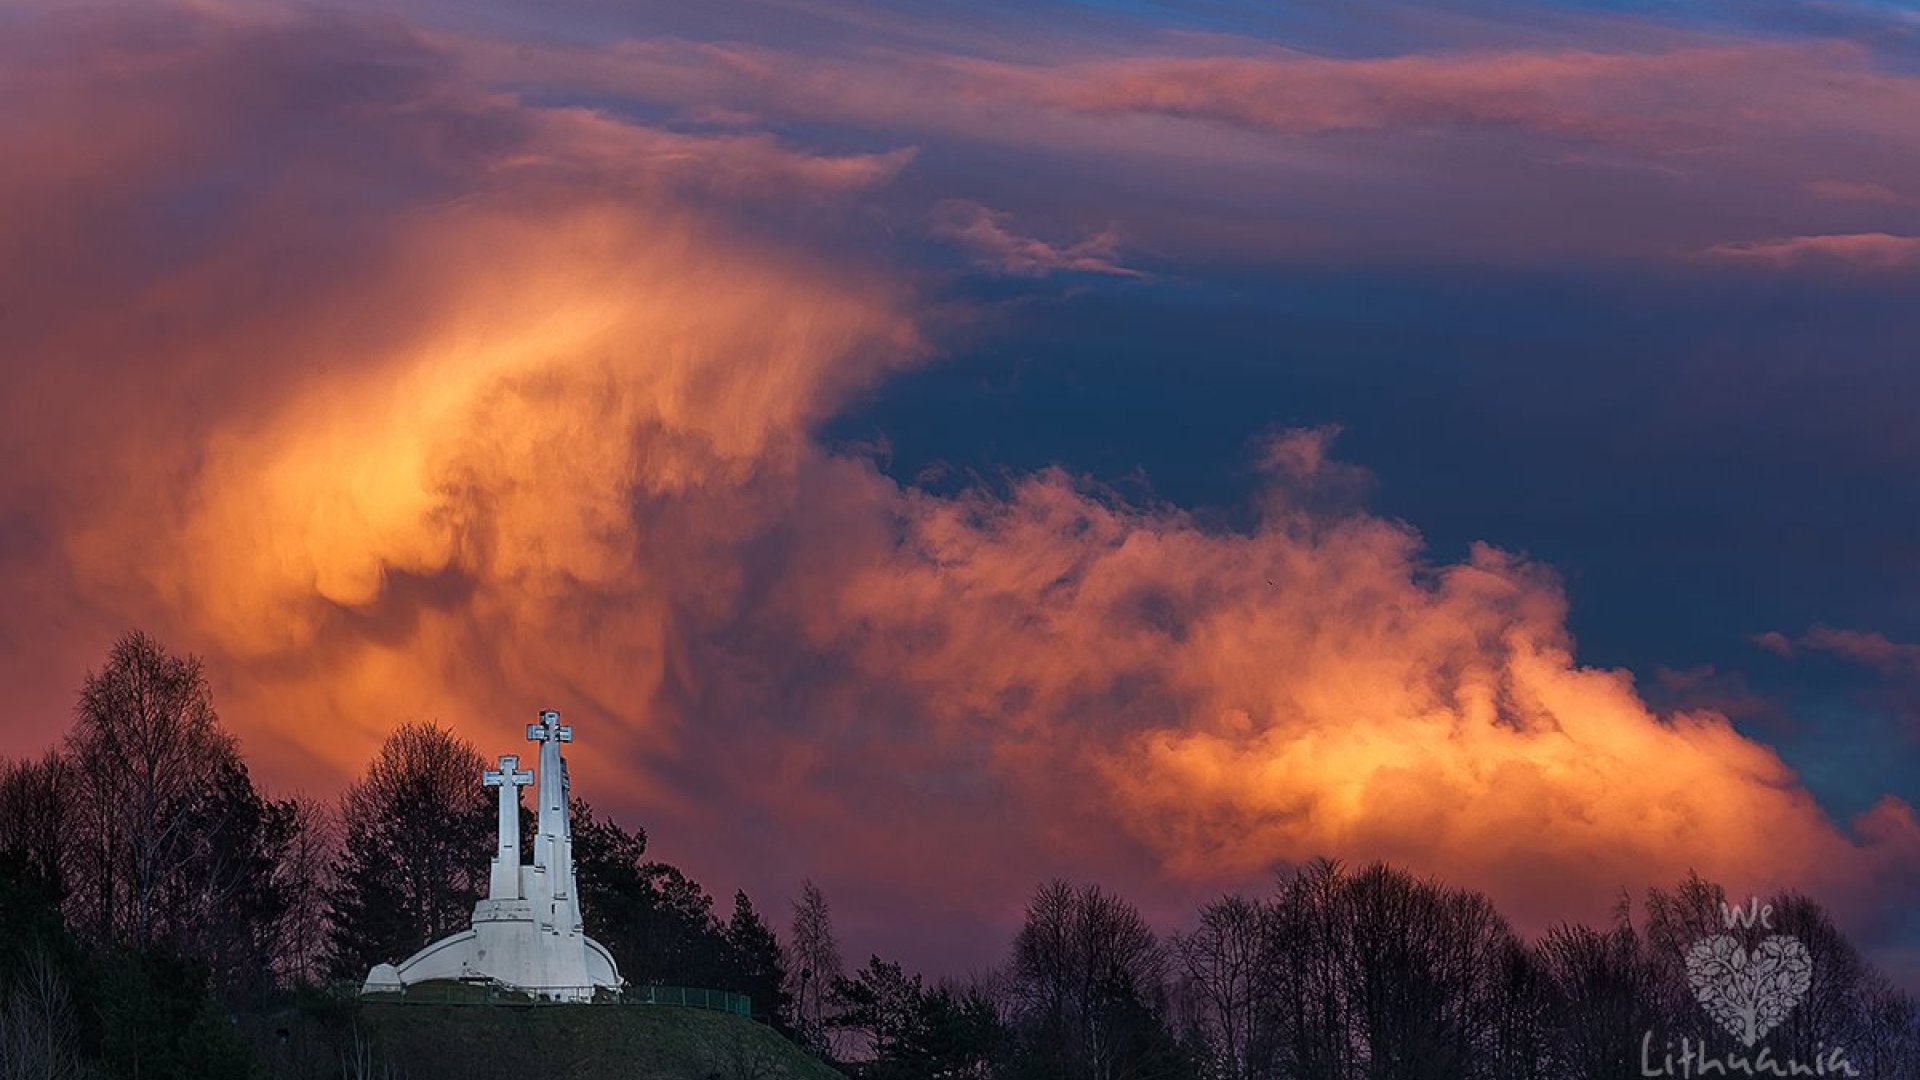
[4,0,1920,987]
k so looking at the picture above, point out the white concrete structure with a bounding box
[362,709,621,1001]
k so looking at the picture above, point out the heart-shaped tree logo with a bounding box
[1684,934,1813,1046]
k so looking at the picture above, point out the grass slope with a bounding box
[260,1000,844,1080]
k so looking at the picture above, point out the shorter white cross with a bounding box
[483,754,534,790]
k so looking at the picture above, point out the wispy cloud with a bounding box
[1702,232,1920,268]
[931,200,1143,277]
[1764,625,1920,674]
[1805,179,1918,206]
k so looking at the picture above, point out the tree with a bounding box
[1533,913,1660,1080]
[1264,859,1355,1080]
[1171,895,1266,1080]
[168,754,306,1000]
[789,878,845,1048]
[0,752,70,904]
[94,948,253,1080]
[915,981,1008,1080]
[270,796,336,987]
[0,945,83,1080]
[571,802,741,988]
[327,721,492,977]
[726,891,793,1030]
[1336,864,1516,1080]
[833,955,928,1067]
[66,630,237,949]
[572,798,649,951]
[1254,860,1529,1080]
[1009,880,1184,1080]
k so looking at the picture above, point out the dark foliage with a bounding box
[727,890,794,1030]
[326,720,493,979]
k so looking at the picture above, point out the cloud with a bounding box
[1701,233,1920,268]
[1770,625,1920,675]
[931,200,1142,278]
[434,24,1920,264]
[1804,179,1917,206]
[983,45,1816,145]
[3,1,1918,981]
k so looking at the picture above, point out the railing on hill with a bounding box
[358,980,752,1017]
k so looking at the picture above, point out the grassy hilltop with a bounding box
[253,1000,844,1080]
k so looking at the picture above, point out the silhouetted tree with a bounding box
[1263,859,1354,1080]
[1008,880,1187,1080]
[1534,912,1660,1080]
[572,797,649,941]
[834,955,929,1067]
[1172,894,1266,1080]
[327,721,491,977]
[0,945,83,1080]
[66,630,238,949]
[0,752,70,905]
[271,796,336,987]
[94,948,253,1080]
[726,890,793,1029]
[571,801,740,988]
[831,958,1012,1080]
[169,755,305,1000]
[1853,973,1920,1080]
[916,981,1009,1080]
[790,878,845,1049]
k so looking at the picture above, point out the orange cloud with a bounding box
[2,2,1916,977]
[774,448,1920,936]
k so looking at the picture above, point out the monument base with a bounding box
[361,900,621,1002]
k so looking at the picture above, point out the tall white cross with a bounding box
[526,709,572,744]
[482,754,533,900]
[525,708,576,902]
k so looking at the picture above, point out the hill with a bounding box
[251,998,845,1080]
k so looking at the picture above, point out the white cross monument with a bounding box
[362,709,622,1000]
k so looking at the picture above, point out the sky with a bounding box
[3,0,1920,986]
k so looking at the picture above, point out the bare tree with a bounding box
[66,629,237,948]
[1256,860,1527,1080]
[1264,859,1357,1080]
[0,946,83,1080]
[1534,911,1660,1080]
[1010,880,1172,1080]
[1853,974,1920,1080]
[1172,894,1266,1080]
[787,878,844,1049]
[0,752,69,899]
[272,796,337,986]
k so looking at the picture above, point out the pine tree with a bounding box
[725,890,792,1030]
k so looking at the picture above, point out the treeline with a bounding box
[805,870,1920,1080]
[2,630,1918,1080]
